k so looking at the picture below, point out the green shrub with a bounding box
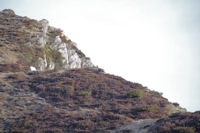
[89,84,98,90]
[134,104,158,113]
[127,89,144,98]
[144,104,158,112]
[67,39,72,43]
[78,91,91,96]
[171,127,195,133]
[83,76,94,81]
[63,86,74,93]
[57,81,64,86]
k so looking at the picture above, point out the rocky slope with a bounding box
[0,9,199,133]
[0,9,93,72]
[0,68,189,133]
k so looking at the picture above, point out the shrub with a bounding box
[89,84,98,90]
[67,39,72,43]
[144,104,158,112]
[78,91,91,96]
[57,81,64,86]
[134,104,158,113]
[64,86,74,93]
[126,89,144,98]
[83,76,94,82]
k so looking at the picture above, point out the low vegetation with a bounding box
[134,104,158,113]
[63,86,74,93]
[126,89,144,98]
[44,45,64,68]
[78,91,92,96]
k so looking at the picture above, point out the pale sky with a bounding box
[1,0,200,112]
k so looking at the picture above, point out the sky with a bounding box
[0,0,200,112]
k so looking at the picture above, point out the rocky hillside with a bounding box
[0,9,199,133]
[0,9,93,72]
[0,68,189,133]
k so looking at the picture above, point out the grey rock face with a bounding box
[82,58,94,68]
[40,19,49,35]
[111,119,157,133]
[48,59,55,70]
[51,36,69,67]
[48,35,94,70]
[38,19,49,48]
[54,36,62,45]
[68,49,82,69]
[38,35,46,47]
[36,57,45,71]
[167,104,187,115]
[33,23,94,71]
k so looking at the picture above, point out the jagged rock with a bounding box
[58,43,69,65]
[68,49,82,69]
[38,35,46,47]
[51,36,69,66]
[37,19,49,48]
[40,19,49,35]
[36,57,45,71]
[44,54,48,68]
[167,104,187,115]
[0,9,94,72]
[54,36,62,45]
[82,57,94,68]
[48,59,55,70]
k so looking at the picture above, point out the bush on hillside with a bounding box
[78,91,92,96]
[126,89,144,98]
[64,86,74,93]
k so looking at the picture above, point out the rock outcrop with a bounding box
[0,9,94,72]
